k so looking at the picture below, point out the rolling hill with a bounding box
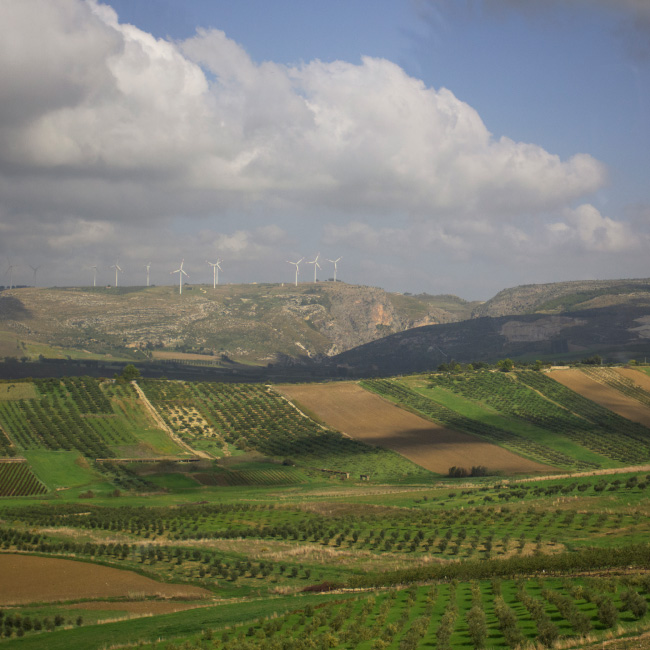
[2,277,650,377]
[0,283,474,366]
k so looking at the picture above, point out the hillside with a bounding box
[331,300,650,374]
[0,283,474,365]
[2,277,650,377]
[473,277,650,317]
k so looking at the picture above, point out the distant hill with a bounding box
[331,279,650,375]
[0,283,475,365]
[2,278,650,376]
[473,278,650,317]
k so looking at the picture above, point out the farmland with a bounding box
[277,382,552,475]
[1,367,650,648]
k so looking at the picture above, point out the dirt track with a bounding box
[0,554,211,605]
[548,368,650,428]
[277,382,552,475]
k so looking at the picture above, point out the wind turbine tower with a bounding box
[144,262,151,287]
[308,253,321,283]
[29,264,41,286]
[5,265,16,290]
[287,258,304,287]
[327,257,341,282]
[171,259,188,294]
[207,259,222,288]
[110,261,123,287]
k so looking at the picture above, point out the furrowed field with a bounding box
[1,366,650,649]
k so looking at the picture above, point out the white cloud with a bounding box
[0,0,606,226]
[1,0,637,296]
[548,204,639,252]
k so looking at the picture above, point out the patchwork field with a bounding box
[0,554,211,605]
[550,368,650,428]
[3,369,650,650]
[278,382,552,475]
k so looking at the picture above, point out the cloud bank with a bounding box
[0,0,642,295]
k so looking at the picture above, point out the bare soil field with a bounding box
[617,366,650,391]
[277,382,552,475]
[549,368,650,428]
[0,554,211,605]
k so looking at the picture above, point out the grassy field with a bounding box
[1,368,650,648]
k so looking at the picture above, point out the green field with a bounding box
[2,368,650,649]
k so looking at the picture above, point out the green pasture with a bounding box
[0,381,37,401]
[20,450,100,491]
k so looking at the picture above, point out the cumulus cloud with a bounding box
[548,204,640,253]
[1,0,636,296]
[0,0,606,225]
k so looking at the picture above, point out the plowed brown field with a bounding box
[0,554,211,605]
[277,382,552,475]
[548,369,650,428]
[617,367,650,392]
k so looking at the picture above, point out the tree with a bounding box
[497,358,514,372]
[117,364,140,383]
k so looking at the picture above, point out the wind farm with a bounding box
[2,253,344,291]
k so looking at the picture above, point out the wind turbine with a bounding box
[287,258,304,287]
[29,264,41,286]
[207,259,222,289]
[110,261,122,287]
[4,264,17,290]
[171,259,188,294]
[327,257,341,282]
[90,265,98,287]
[144,262,151,287]
[308,253,321,283]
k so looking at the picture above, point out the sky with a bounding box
[0,0,649,300]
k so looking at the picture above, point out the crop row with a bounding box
[580,367,650,407]
[150,576,650,650]
[194,468,304,487]
[362,378,589,469]
[0,378,139,459]
[0,462,47,497]
[430,370,650,464]
[0,426,15,457]
[140,380,427,480]
[0,526,318,594]
[5,484,648,560]
[35,376,113,414]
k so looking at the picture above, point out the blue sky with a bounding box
[1,0,649,299]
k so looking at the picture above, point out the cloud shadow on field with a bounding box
[0,294,32,321]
